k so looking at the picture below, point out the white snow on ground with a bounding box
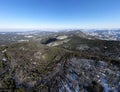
[24,35,33,38]
[100,78,110,92]
[57,35,68,40]
[2,49,7,53]
[2,57,7,61]
[18,40,29,42]
[62,58,120,92]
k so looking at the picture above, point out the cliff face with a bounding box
[0,42,120,92]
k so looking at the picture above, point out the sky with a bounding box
[0,0,120,30]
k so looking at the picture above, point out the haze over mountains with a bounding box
[0,29,120,45]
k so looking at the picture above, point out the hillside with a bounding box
[0,39,120,92]
[0,32,120,92]
[0,42,69,91]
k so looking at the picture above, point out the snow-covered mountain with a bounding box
[86,29,120,41]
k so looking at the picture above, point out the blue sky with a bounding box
[0,0,120,30]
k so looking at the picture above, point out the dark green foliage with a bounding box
[85,81,104,92]
[41,37,57,44]
[110,59,120,66]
